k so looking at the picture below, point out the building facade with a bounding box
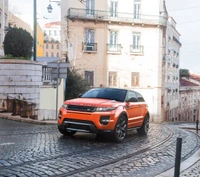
[178,76,200,122]
[0,0,9,56]
[37,23,44,57]
[61,0,171,122]
[162,17,181,121]
[9,12,33,36]
[44,21,61,58]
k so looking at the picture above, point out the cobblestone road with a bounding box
[0,118,199,177]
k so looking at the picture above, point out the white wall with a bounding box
[39,80,64,120]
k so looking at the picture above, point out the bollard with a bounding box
[174,137,182,177]
[196,120,199,134]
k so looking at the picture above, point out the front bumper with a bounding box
[58,108,117,133]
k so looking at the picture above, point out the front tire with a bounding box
[58,126,76,136]
[111,115,127,142]
[137,115,149,135]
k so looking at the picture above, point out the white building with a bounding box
[0,0,9,56]
[60,0,179,122]
[162,17,181,121]
[44,21,61,58]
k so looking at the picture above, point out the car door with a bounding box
[135,92,146,126]
[125,91,142,128]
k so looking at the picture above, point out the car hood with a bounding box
[64,98,121,107]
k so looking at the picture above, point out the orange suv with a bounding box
[58,88,150,142]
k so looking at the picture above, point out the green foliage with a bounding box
[3,27,33,59]
[180,69,190,79]
[65,69,90,100]
[0,54,30,60]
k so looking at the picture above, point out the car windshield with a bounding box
[81,88,127,102]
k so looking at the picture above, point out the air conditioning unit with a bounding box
[86,45,93,51]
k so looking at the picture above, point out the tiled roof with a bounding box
[190,73,200,82]
[180,78,199,86]
[45,21,61,28]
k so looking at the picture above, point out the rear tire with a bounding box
[58,126,76,136]
[111,115,127,142]
[137,115,149,135]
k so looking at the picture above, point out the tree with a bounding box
[180,69,190,79]
[64,53,90,100]
[3,26,33,59]
[65,69,91,100]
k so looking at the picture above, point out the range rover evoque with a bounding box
[58,88,150,142]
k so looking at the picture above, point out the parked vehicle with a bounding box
[58,88,150,142]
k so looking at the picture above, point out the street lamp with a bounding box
[47,0,61,13]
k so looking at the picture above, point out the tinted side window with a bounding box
[126,91,137,102]
[136,92,145,102]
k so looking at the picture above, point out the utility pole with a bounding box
[33,0,37,61]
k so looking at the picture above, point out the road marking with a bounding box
[0,143,15,146]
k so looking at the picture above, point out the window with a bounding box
[86,0,94,16]
[51,44,54,49]
[132,33,141,51]
[54,30,57,36]
[46,44,48,49]
[110,1,118,17]
[51,52,54,57]
[4,15,7,26]
[85,29,94,44]
[46,52,48,57]
[134,0,141,19]
[49,30,51,35]
[136,92,145,102]
[108,31,118,51]
[131,72,140,86]
[84,71,94,86]
[57,44,59,49]
[109,71,117,87]
[56,52,59,57]
[126,91,137,102]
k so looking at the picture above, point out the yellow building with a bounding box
[37,23,44,57]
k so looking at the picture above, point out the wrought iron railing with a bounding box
[130,45,144,54]
[107,44,122,53]
[82,43,97,52]
[67,8,167,26]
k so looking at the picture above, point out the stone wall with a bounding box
[0,59,42,119]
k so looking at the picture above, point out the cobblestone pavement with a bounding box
[0,118,199,177]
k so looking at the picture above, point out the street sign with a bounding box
[47,62,70,69]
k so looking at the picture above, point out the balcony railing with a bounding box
[130,45,144,54]
[82,43,97,52]
[67,8,167,26]
[107,44,122,53]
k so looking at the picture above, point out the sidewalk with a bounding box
[156,128,200,177]
[0,112,57,125]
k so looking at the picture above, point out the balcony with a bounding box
[130,45,144,55]
[67,8,167,26]
[82,43,97,52]
[107,44,122,54]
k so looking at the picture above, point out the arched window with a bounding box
[56,52,59,57]
[51,44,54,49]
[46,52,48,57]
[57,44,59,49]
[46,44,48,49]
[51,52,54,57]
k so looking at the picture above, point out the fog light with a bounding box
[58,111,62,119]
[100,116,110,125]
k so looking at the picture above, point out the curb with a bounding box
[0,113,57,125]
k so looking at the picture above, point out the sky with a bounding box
[9,0,200,73]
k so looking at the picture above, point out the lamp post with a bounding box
[33,0,37,61]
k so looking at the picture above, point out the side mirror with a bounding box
[77,94,82,98]
[127,97,138,102]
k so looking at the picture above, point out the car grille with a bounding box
[67,105,96,112]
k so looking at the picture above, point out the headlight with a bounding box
[95,107,116,112]
[62,104,68,109]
